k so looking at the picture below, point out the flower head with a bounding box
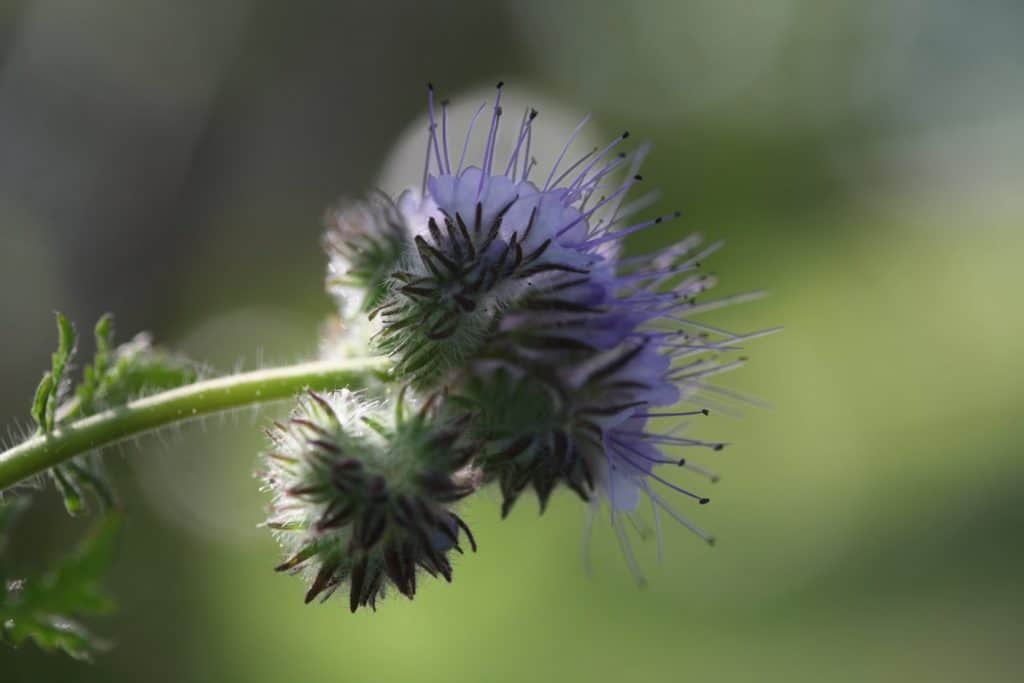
[261,390,479,611]
[307,82,774,586]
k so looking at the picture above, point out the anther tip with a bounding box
[699,497,710,505]
[701,409,710,416]
[634,174,643,181]
[622,130,630,139]
[677,458,686,466]
[427,82,434,90]
[713,443,725,451]
[496,80,504,89]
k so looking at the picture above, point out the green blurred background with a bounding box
[1,0,1022,681]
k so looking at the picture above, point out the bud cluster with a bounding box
[265,84,772,607]
[262,390,478,611]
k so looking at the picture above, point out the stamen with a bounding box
[544,114,592,191]
[636,409,709,418]
[504,107,538,178]
[613,511,646,586]
[441,99,452,173]
[427,83,444,175]
[547,146,599,190]
[582,210,682,248]
[457,102,487,175]
[478,82,504,197]
[567,131,630,192]
[614,448,709,503]
[643,482,715,545]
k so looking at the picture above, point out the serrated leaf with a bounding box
[93,315,113,364]
[47,317,199,516]
[81,332,201,413]
[73,314,115,416]
[30,313,78,435]
[45,313,77,432]
[51,466,86,516]
[0,513,121,661]
[30,372,54,432]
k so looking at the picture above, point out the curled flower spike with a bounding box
[312,83,775,580]
[261,390,480,611]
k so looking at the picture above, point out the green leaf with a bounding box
[80,331,201,415]
[46,313,77,432]
[45,315,199,515]
[0,513,121,661]
[30,372,54,432]
[30,313,78,435]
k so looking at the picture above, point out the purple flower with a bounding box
[343,83,774,573]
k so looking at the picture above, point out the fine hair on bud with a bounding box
[261,389,480,611]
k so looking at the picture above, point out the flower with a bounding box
[261,389,479,611]
[312,82,774,583]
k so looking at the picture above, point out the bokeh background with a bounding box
[1,1,1022,681]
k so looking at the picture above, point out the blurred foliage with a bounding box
[1,504,120,661]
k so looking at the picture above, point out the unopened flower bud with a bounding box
[261,390,479,611]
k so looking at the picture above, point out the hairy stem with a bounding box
[0,358,389,491]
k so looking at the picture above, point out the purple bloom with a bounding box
[349,83,773,573]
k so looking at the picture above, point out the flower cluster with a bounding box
[265,83,771,608]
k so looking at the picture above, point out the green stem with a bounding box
[0,358,389,491]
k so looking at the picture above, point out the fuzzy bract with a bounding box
[262,390,478,610]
